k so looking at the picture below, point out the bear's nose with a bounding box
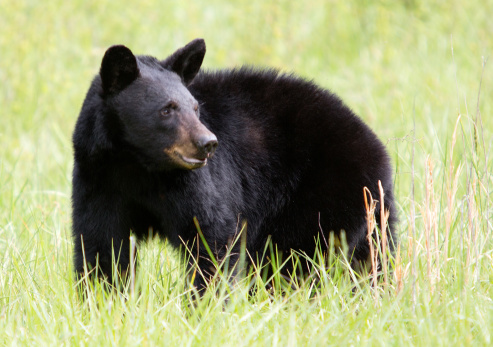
[196,133,218,158]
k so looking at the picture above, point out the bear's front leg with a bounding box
[184,228,242,295]
[72,192,133,286]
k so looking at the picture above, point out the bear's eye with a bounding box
[161,102,177,117]
[160,108,171,116]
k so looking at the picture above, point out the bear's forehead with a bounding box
[138,61,181,83]
[121,65,195,104]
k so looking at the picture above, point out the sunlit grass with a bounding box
[1,0,492,345]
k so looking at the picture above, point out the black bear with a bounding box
[72,38,396,290]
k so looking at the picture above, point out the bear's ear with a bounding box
[161,38,206,85]
[100,45,140,96]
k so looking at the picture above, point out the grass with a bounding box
[1,0,492,345]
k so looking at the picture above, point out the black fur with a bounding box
[72,39,397,289]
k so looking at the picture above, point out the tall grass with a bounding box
[1,0,492,345]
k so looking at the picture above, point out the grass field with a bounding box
[1,0,492,345]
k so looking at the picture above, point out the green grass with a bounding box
[1,0,492,345]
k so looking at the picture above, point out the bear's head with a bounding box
[99,39,217,171]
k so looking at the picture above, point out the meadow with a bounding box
[1,0,492,345]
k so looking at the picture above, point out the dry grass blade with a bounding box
[378,180,389,293]
[363,186,378,297]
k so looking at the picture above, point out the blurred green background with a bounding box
[1,0,491,193]
[1,0,492,344]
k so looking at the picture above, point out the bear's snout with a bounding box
[195,133,218,159]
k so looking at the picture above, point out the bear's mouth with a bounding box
[180,154,207,166]
[164,147,211,170]
[173,150,208,169]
